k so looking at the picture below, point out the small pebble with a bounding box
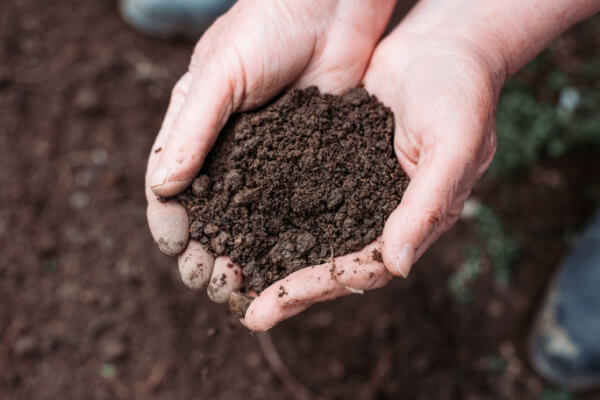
[203,223,220,236]
[100,337,127,362]
[192,175,210,197]
[14,335,38,358]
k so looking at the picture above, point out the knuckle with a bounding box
[444,209,461,229]
[189,41,208,72]
[481,132,498,168]
[171,73,192,100]
[422,209,444,232]
[179,262,209,290]
[393,134,419,168]
[393,133,403,154]
[182,269,207,290]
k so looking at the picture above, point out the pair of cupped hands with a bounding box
[146,0,503,331]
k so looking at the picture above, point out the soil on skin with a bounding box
[177,87,409,292]
[2,1,600,399]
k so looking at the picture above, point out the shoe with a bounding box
[529,208,600,390]
[120,0,235,39]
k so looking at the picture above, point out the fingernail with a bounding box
[228,291,253,318]
[151,165,169,188]
[395,244,415,278]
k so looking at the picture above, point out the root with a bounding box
[359,350,394,400]
[257,332,319,400]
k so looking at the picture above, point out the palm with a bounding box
[146,0,395,306]
[244,33,500,331]
[365,36,497,179]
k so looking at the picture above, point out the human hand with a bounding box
[146,0,396,301]
[245,0,600,330]
[243,14,505,331]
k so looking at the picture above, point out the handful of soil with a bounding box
[177,87,409,293]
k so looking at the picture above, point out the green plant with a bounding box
[475,205,520,285]
[101,363,117,379]
[486,354,507,374]
[449,246,482,303]
[538,388,573,400]
[451,22,600,302]
[41,258,57,273]
[449,203,520,303]
[489,50,600,178]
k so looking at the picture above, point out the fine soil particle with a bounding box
[178,87,409,292]
[5,1,600,397]
[371,249,383,263]
[228,291,253,318]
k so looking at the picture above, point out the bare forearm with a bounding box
[398,0,600,79]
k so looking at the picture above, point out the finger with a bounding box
[146,72,193,182]
[148,5,288,197]
[146,198,189,256]
[381,142,476,278]
[241,303,309,332]
[147,12,239,198]
[291,0,397,94]
[243,240,391,331]
[414,201,464,261]
[149,0,341,197]
[145,73,193,255]
[207,256,243,303]
[277,240,390,306]
[177,241,215,289]
[150,60,235,197]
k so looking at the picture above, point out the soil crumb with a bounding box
[371,249,383,263]
[177,87,408,292]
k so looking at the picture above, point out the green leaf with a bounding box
[101,363,117,379]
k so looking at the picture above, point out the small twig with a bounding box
[359,351,394,400]
[135,361,169,398]
[256,332,319,400]
[0,385,12,400]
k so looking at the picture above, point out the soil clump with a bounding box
[178,87,409,292]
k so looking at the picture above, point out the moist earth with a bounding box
[5,1,600,398]
[177,87,409,292]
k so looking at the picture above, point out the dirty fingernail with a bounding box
[151,165,169,188]
[228,291,253,318]
[395,244,415,278]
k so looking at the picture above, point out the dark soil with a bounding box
[2,1,600,399]
[177,87,408,292]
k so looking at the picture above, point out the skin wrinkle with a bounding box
[244,40,270,111]
[413,183,470,261]
[393,102,421,169]
[148,73,192,185]
[161,62,233,185]
[415,206,462,260]
[295,30,359,92]
[290,30,322,89]
[294,0,394,91]
[227,43,248,114]
[242,4,318,108]
[147,0,600,330]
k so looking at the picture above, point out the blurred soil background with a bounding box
[1,1,599,399]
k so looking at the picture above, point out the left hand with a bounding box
[145,0,397,303]
[244,21,504,331]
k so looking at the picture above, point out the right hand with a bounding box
[145,0,397,302]
[244,20,504,331]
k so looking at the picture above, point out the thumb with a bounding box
[381,142,479,278]
[149,55,238,197]
[148,3,317,197]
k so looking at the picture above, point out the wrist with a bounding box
[398,0,600,78]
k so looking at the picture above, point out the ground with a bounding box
[1,1,599,399]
